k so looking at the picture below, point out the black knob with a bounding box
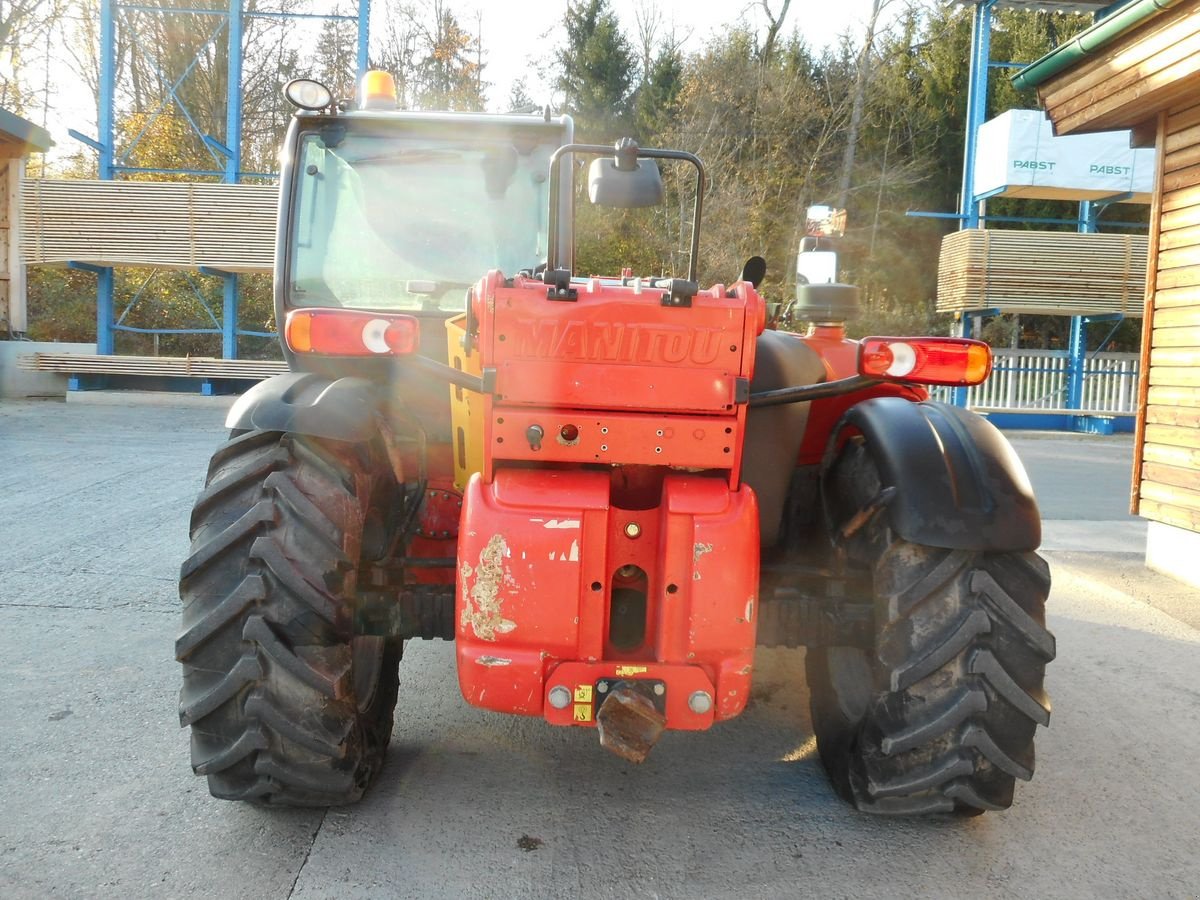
[526,424,544,451]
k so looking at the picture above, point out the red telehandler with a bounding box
[177,72,1053,816]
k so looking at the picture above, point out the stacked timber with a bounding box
[1140,98,1200,533]
[20,179,277,273]
[20,353,287,379]
[936,228,1148,316]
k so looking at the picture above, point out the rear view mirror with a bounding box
[546,139,705,281]
[587,153,664,208]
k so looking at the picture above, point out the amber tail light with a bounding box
[858,337,992,386]
[284,308,420,356]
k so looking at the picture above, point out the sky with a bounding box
[32,0,890,165]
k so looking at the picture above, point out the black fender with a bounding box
[744,330,828,547]
[226,372,385,443]
[826,397,1040,552]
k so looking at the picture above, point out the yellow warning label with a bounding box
[574,685,593,703]
[615,665,648,676]
[573,703,593,722]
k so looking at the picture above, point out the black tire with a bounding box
[176,429,400,806]
[807,438,1055,815]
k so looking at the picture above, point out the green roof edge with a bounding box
[1012,0,1187,92]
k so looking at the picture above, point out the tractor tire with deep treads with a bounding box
[807,438,1054,815]
[176,429,400,806]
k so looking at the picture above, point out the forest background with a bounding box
[0,0,1142,358]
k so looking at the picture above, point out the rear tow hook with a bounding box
[594,680,668,764]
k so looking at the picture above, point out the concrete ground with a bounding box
[0,399,1197,899]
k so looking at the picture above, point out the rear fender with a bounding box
[226,372,384,443]
[825,397,1041,552]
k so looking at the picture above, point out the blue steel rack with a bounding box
[947,0,1144,425]
[73,0,370,359]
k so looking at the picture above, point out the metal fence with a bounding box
[929,349,1140,413]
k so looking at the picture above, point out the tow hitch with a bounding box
[594,681,668,764]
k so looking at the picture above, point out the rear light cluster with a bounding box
[858,337,992,386]
[285,309,419,356]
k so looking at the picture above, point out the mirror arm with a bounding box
[546,143,707,282]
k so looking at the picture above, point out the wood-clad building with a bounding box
[0,109,52,337]
[1015,0,1200,588]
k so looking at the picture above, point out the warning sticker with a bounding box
[573,703,593,722]
[574,685,593,703]
[615,665,648,676]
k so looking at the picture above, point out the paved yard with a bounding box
[0,399,1196,899]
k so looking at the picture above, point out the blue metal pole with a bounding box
[959,0,994,230]
[1066,314,1086,411]
[99,0,115,180]
[96,0,117,355]
[97,268,115,355]
[220,0,245,359]
[225,0,243,183]
[356,0,371,76]
[222,274,239,359]
[1077,199,1098,233]
[1066,199,1097,414]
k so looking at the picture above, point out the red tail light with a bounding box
[285,309,420,356]
[859,337,992,386]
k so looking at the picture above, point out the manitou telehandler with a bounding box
[177,71,1054,816]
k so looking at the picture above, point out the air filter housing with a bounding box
[793,283,860,322]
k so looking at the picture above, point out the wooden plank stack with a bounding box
[936,228,1149,316]
[20,179,277,273]
[19,353,287,380]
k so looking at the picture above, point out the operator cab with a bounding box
[276,74,573,346]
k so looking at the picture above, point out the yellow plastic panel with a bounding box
[446,314,485,490]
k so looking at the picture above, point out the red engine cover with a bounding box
[472,271,765,486]
[456,271,765,731]
[456,469,759,729]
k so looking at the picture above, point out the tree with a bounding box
[315,16,359,105]
[656,29,850,295]
[758,0,792,66]
[375,1,418,107]
[834,0,890,209]
[411,1,485,111]
[630,3,685,139]
[555,0,636,137]
[633,47,684,139]
[0,0,65,111]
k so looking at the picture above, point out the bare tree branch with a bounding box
[759,0,791,64]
